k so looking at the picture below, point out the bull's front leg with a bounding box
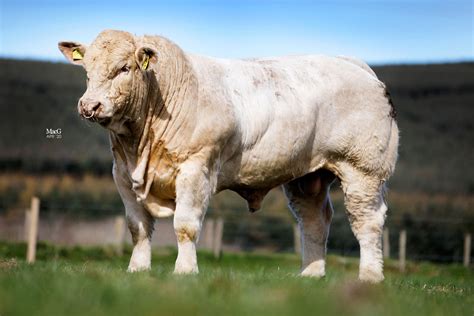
[173,161,212,274]
[113,164,154,272]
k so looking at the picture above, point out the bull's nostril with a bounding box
[92,102,101,112]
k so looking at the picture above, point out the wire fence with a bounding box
[0,197,472,267]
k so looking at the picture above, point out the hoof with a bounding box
[173,263,199,275]
[358,269,384,283]
[300,261,326,278]
[127,264,151,273]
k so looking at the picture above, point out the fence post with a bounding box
[24,208,31,241]
[213,218,224,258]
[293,224,301,254]
[114,216,126,256]
[26,197,40,264]
[464,233,471,267]
[399,229,406,273]
[383,227,390,258]
[205,218,215,250]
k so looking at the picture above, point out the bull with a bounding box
[59,29,398,282]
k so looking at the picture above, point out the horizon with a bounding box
[0,0,473,65]
[1,55,473,67]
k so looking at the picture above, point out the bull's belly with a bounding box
[220,145,326,191]
[217,150,325,212]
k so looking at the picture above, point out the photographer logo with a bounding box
[45,128,62,139]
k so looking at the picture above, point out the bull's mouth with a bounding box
[81,113,112,126]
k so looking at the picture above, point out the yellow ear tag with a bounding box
[141,55,150,70]
[72,49,83,61]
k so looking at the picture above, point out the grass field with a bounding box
[0,243,472,316]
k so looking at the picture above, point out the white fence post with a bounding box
[205,218,215,250]
[24,208,31,241]
[26,197,40,264]
[383,227,390,258]
[464,233,471,267]
[293,224,301,254]
[399,229,407,272]
[213,218,224,258]
[114,216,126,255]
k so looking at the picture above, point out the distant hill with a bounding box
[0,59,473,194]
[0,59,111,174]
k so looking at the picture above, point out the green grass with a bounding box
[0,243,472,316]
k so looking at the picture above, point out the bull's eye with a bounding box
[120,65,130,73]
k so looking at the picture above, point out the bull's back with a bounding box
[190,54,393,188]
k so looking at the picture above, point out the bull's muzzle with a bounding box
[78,98,103,119]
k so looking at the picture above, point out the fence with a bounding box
[0,197,472,269]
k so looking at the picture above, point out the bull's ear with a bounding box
[58,41,87,66]
[135,47,157,71]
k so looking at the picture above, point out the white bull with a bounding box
[59,29,398,283]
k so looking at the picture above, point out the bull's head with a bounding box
[58,30,158,130]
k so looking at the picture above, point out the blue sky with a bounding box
[0,0,472,64]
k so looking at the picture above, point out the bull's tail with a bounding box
[382,117,399,179]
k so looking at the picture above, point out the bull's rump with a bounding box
[191,54,397,187]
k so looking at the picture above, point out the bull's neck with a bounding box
[110,41,198,195]
[150,49,198,148]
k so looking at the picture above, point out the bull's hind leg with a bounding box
[338,164,387,283]
[283,170,336,277]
